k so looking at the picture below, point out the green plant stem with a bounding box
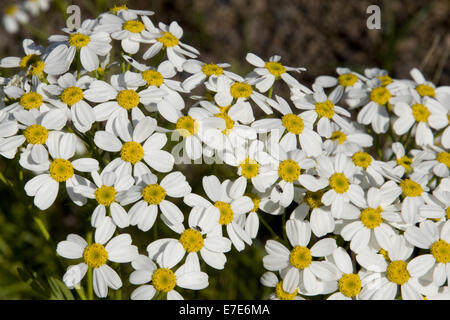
[86,232,94,300]
[267,86,273,99]
[257,211,285,245]
[75,285,87,300]
[33,217,50,241]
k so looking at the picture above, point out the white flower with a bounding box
[24,0,50,16]
[322,122,373,156]
[2,4,28,34]
[260,271,304,300]
[56,217,139,298]
[0,39,46,77]
[3,83,58,114]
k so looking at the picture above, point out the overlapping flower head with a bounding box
[0,5,450,300]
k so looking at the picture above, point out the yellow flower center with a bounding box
[201,63,224,77]
[117,89,140,110]
[278,160,301,183]
[330,131,347,145]
[49,158,74,182]
[61,86,84,106]
[430,240,450,264]
[352,151,372,169]
[214,201,234,225]
[110,4,128,14]
[265,61,286,78]
[400,179,423,197]
[446,207,450,220]
[152,268,177,293]
[214,113,234,135]
[246,193,261,212]
[275,281,298,300]
[436,152,450,168]
[19,54,45,76]
[23,124,48,145]
[176,116,199,137]
[20,92,43,110]
[141,70,164,87]
[370,87,391,105]
[329,173,349,194]
[239,158,259,179]
[416,84,435,98]
[315,99,335,119]
[120,141,144,164]
[5,5,17,16]
[338,273,362,298]
[304,191,323,209]
[141,184,166,205]
[230,82,253,99]
[179,228,204,253]
[411,104,430,123]
[338,73,358,87]
[386,260,410,285]
[379,248,391,262]
[397,156,413,173]
[360,207,383,229]
[282,114,304,135]
[83,243,108,269]
[95,185,117,206]
[122,20,145,33]
[68,33,91,49]
[377,75,393,86]
[157,32,179,47]
[289,246,312,270]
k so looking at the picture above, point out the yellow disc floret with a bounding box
[176,116,199,137]
[230,82,253,99]
[377,75,393,86]
[304,191,323,209]
[352,151,372,169]
[142,70,164,87]
[19,54,45,76]
[120,141,144,164]
[289,246,312,270]
[436,152,450,168]
[315,99,335,119]
[83,243,108,268]
[411,104,430,123]
[214,112,234,135]
[214,201,234,225]
[400,179,423,197]
[275,281,298,300]
[110,4,128,14]
[397,156,413,173]
[20,92,43,110]
[360,207,383,229]
[278,160,301,183]
[430,240,450,264]
[201,63,224,77]
[370,87,391,105]
[179,228,204,253]
[338,73,358,87]
[379,248,391,262]
[246,193,261,212]
[49,158,74,182]
[282,114,304,135]
[23,124,49,145]
[69,33,91,49]
[141,184,166,205]
[61,86,84,106]
[122,20,145,33]
[95,185,117,206]
[265,61,286,78]
[117,89,140,110]
[330,131,347,145]
[386,260,410,285]
[416,84,435,98]
[152,268,177,293]
[157,32,179,47]
[239,158,259,179]
[329,173,349,194]
[338,273,361,298]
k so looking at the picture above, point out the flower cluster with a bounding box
[2,0,52,33]
[1,5,449,300]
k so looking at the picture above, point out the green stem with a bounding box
[257,212,286,246]
[86,232,94,300]
[33,217,50,241]
[267,86,274,99]
[75,285,87,300]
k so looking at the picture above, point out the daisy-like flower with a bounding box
[0,39,46,77]
[251,95,323,157]
[73,170,134,228]
[24,132,99,210]
[23,0,50,16]
[387,142,422,177]
[106,4,154,16]
[323,122,373,156]
[120,171,191,231]
[3,83,57,114]
[56,217,139,298]
[260,271,304,300]
[340,183,402,253]
[405,220,450,287]
[0,109,66,165]
[292,84,352,138]
[183,175,254,251]
[408,68,450,102]
[94,116,175,180]
[419,184,450,222]
[141,21,200,71]
[357,234,437,300]
[245,53,306,92]
[129,253,208,300]
[43,73,97,132]
[396,175,430,225]
[2,4,28,34]
[182,59,242,91]
[146,206,232,270]
[47,19,112,73]
[262,220,337,295]
[315,153,367,219]
[350,150,392,187]
[415,146,450,178]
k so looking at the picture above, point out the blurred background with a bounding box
[0,0,449,299]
